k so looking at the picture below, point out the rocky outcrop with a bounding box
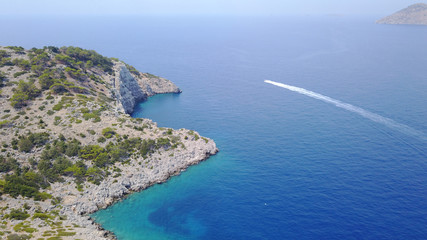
[377,3,427,25]
[113,63,181,114]
[49,130,218,239]
[54,134,218,216]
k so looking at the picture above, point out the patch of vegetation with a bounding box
[80,107,102,122]
[6,234,32,240]
[0,120,11,128]
[56,46,113,74]
[12,59,31,71]
[145,72,159,78]
[10,80,41,108]
[5,46,25,54]
[13,71,27,78]
[102,127,115,138]
[32,213,55,220]
[0,156,19,173]
[38,69,63,90]
[64,67,86,81]
[17,132,49,153]
[53,116,61,126]
[13,222,36,233]
[2,173,50,200]
[125,63,140,76]
[4,209,29,220]
[0,71,5,86]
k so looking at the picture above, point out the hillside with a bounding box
[377,3,427,25]
[0,46,218,239]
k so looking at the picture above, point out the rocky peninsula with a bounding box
[377,3,427,25]
[0,46,218,239]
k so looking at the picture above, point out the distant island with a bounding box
[0,46,218,239]
[377,3,427,25]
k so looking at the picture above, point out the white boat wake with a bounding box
[265,80,427,141]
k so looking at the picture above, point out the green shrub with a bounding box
[13,71,27,78]
[94,152,109,167]
[64,161,87,178]
[32,212,55,220]
[0,50,10,58]
[0,120,11,128]
[12,58,30,70]
[102,127,115,138]
[57,231,76,236]
[3,173,46,199]
[125,63,140,76]
[38,72,56,90]
[34,192,52,201]
[79,145,104,160]
[17,132,50,152]
[86,167,103,184]
[53,116,61,125]
[50,83,68,94]
[0,156,19,173]
[60,46,113,74]
[65,139,81,157]
[64,67,86,81]
[18,138,33,152]
[10,92,29,108]
[6,209,30,220]
[5,46,25,54]
[10,80,40,108]
[52,103,64,111]
[156,137,171,148]
[7,234,31,240]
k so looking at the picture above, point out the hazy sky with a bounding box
[1,0,423,16]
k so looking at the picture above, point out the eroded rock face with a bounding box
[114,63,181,114]
[117,65,146,113]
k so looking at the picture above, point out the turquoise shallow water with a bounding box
[1,15,427,240]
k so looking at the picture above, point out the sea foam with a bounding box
[265,80,427,141]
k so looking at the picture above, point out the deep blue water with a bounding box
[2,15,427,239]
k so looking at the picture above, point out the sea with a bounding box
[1,15,427,240]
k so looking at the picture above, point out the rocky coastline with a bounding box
[0,46,217,239]
[377,3,427,25]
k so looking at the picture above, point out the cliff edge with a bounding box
[377,3,427,25]
[113,63,181,114]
